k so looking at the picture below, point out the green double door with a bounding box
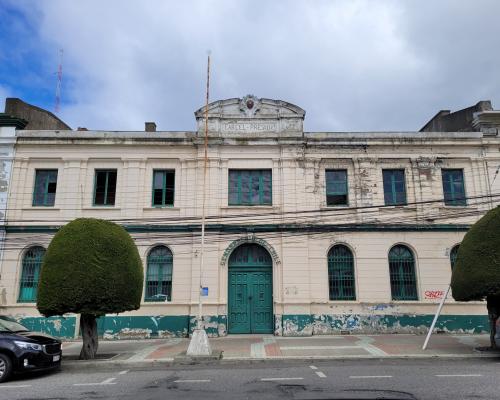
[227,244,274,334]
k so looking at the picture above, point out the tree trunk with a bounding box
[79,314,98,360]
[486,295,500,350]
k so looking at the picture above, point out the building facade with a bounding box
[0,96,499,339]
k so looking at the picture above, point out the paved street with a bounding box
[2,358,500,400]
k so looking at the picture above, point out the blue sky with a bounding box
[0,2,58,110]
[1,0,500,131]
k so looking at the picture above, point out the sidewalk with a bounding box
[61,333,499,367]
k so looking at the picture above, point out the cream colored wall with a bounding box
[0,228,486,319]
[1,133,499,318]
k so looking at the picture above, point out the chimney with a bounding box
[145,122,156,132]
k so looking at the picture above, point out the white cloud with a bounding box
[12,0,500,131]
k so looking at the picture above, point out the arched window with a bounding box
[450,245,460,270]
[328,245,356,300]
[145,246,173,302]
[18,246,45,302]
[229,243,272,267]
[388,245,418,301]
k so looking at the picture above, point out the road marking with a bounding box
[118,370,129,375]
[349,375,392,379]
[435,374,482,377]
[261,377,304,381]
[280,345,359,350]
[309,365,318,370]
[74,377,117,386]
[0,385,32,388]
[173,379,211,383]
[315,371,327,378]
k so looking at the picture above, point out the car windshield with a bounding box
[0,317,29,332]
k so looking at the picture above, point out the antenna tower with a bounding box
[54,49,63,113]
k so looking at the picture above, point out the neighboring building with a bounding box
[0,115,25,309]
[420,100,499,135]
[4,98,71,130]
[1,95,500,339]
[0,99,70,311]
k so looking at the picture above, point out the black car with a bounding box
[0,316,62,383]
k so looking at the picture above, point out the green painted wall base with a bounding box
[19,316,77,338]
[276,314,490,336]
[15,313,490,339]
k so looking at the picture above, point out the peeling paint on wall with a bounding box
[17,316,76,338]
[12,313,490,339]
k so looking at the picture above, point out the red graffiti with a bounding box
[425,290,444,299]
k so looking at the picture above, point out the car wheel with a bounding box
[0,354,13,383]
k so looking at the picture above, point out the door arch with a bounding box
[228,243,273,334]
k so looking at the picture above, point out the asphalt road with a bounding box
[1,358,499,400]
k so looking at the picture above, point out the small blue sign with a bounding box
[201,287,209,296]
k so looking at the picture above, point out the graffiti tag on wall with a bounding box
[424,290,444,299]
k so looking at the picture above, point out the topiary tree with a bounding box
[451,206,500,349]
[37,218,143,359]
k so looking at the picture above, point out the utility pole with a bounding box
[187,53,212,356]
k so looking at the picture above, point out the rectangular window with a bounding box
[228,169,272,206]
[442,169,466,206]
[152,170,175,207]
[32,170,58,206]
[326,169,348,206]
[383,169,407,206]
[93,169,117,206]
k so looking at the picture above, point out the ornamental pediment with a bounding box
[194,95,305,137]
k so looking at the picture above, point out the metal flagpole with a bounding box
[187,53,212,356]
[198,53,211,328]
[422,284,450,350]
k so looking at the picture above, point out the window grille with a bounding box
[383,169,407,205]
[145,246,173,302]
[152,170,175,207]
[33,170,58,206]
[18,246,45,302]
[229,244,272,267]
[228,170,272,206]
[328,245,356,300]
[389,245,418,300]
[442,169,466,206]
[326,170,348,206]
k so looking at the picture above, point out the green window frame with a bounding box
[32,169,58,206]
[228,169,272,206]
[328,245,356,300]
[442,169,466,206]
[228,243,272,267]
[383,169,407,206]
[93,169,117,206]
[326,169,348,206]
[450,245,460,270]
[145,246,173,302]
[152,170,175,207]
[18,246,45,303]
[389,245,418,301]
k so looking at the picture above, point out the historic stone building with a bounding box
[0,95,499,338]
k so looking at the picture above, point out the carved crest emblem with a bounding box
[240,94,260,116]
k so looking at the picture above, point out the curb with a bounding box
[60,352,500,371]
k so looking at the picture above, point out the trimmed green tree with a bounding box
[451,206,500,349]
[37,218,143,359]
